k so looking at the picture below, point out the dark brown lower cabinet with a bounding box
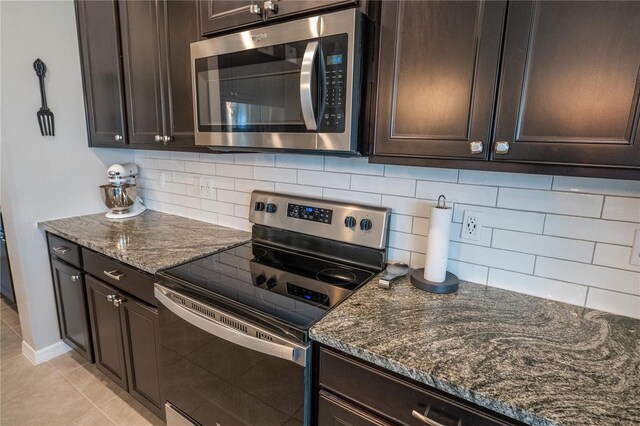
[50,258,93,362]
[318,390,390,426]
[85,275,164,419]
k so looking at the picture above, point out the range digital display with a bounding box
[326,54,343,65]
[287,203,333,224]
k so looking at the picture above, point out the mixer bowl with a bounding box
[100,184,137,214]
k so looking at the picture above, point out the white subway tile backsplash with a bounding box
[498,188,603,217]
[488,269,588,306]
[448,242,535,274]
[298,170,350,189]
[325,157,384,175]
[544,215,638,246]
[185,161,215,175]
[142,153,639,318]
[390,214,413,233]
[381,195,433,217]
[552,176,640,197]
[385,165,458,182]
[535,257,640,295]
[201,199,234,216]
[234,179,275,193]
[592,243,640,272]
[585,288,640,319]
[234,153,275,167]
[253,166,297,183]
[322,188,381,206]
[459,170,552,190]
[216,164,253,179]
[602,196,640,223]
[275,182,323,198]
[452,204,545,233]
[352,175,416,197]
[492,230,594,263]
[416,181,498,206]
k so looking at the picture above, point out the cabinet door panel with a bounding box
[199,1,263,36]
[50,258,93,362]
[160,0,199,147]
[75,0,127,146]
[374,1,506,160]
[86,276,128,391]
[119,0,164,146]
[121,298,163,419]
[493,1,640,167]
[265,0,356,21]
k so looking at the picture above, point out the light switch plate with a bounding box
[630,229,640,266]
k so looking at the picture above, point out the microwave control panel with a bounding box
[319,34,348,134]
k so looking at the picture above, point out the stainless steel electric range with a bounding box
[155,191,390,426]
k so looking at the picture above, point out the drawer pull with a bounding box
[103,269,125,281]
[70,275,81,282]
[53,246,71,254]
[411,409,454,426]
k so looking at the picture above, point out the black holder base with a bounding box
[410,268,459,294]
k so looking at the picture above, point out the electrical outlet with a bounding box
[199,177,214,198]
[461,210,483,241]
[630,229,640,266]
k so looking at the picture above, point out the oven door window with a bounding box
[195,39,320,133]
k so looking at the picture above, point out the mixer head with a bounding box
[107,163,139,186]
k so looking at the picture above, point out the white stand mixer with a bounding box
[100,163,147,219]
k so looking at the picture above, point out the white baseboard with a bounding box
[22,340,72,365]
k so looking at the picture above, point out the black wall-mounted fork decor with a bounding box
[33,58,55,136]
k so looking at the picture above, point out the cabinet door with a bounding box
[50,258,93,362]
[493,1,640,167]
[120,297,164,419]
[318,391,390,426]
[75,0,127,147]
[159,0,199,147]
[264,0,356,21]
[119,0,164,146]
[373,1,506,160]
[199,0,263,36]
[86,276,128,391]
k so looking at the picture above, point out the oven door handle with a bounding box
[154,285,308,367]
[300,41,319,131]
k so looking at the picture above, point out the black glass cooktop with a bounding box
[159,242,375,329]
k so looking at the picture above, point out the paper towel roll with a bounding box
[424,202,453,283]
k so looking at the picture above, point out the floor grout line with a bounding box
[56,366,118,425]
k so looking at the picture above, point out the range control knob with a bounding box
[360,218,373,231]
[265,203,277,213]
[344,216,356,228]
[255,274,266,287]
[266,278,277,289]
[254,201,265,211]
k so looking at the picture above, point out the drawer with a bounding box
[47,233,82,268]
[82,248,156,307]
[318,390,391,426]
[319,348,517,426]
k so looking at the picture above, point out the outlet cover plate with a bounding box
[461,210,483,241]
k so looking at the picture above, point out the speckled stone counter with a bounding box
[39,210,251,274]
[310,276,640,426]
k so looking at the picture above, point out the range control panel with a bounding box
[287,203,333,224]
[249,191,390,250]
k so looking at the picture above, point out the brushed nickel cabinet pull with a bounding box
[53,246,71,254]
[494,140,510,154]
[103,269,125,281]
[469,141,483,154]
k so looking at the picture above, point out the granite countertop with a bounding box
[39,210,251,274]
[310,276,640,426]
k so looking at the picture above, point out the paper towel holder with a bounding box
[410,195,459,293]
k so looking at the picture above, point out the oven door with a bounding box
[191,8,360,153]
[155,284,310,426]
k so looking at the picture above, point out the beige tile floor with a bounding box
[0,296,165,426]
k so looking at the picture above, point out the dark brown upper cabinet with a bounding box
[119,0,199,147]
[199,0,358,37]
[75,0,127,147]
[373,1,506,160]
[492,1,640,167]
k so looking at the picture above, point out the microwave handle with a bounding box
[300,41,319,131]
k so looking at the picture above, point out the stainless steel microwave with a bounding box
[191,8,363,154]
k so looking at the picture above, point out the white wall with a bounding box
[0,0,133,352]
[134,150,640,319]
